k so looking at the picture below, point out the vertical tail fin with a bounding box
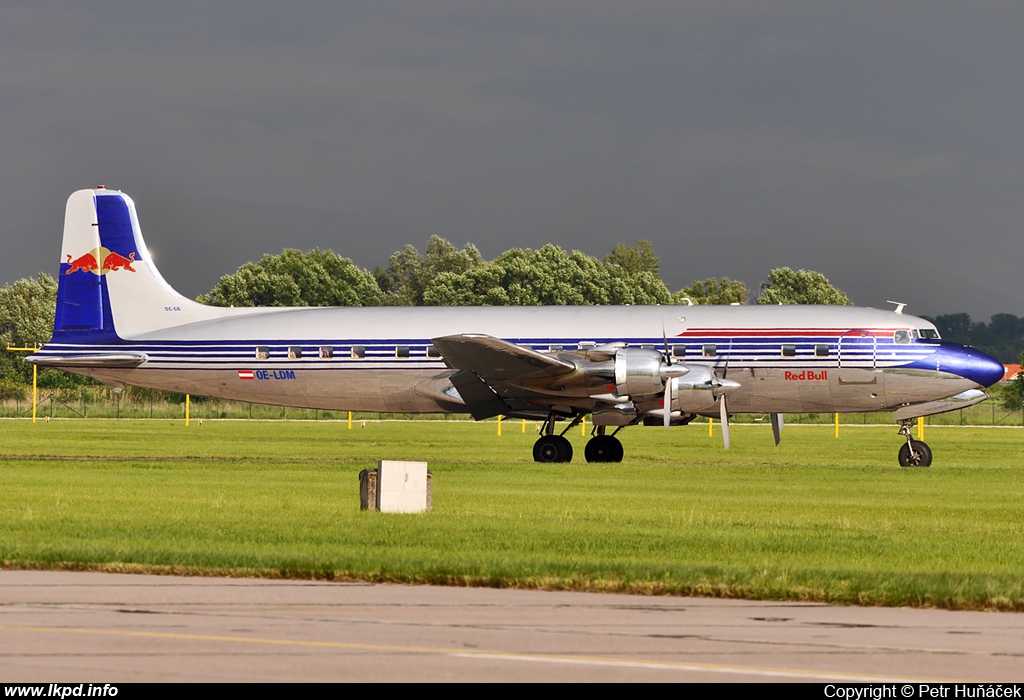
[54,188,220,342]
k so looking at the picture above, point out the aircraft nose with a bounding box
[931,342,1005,388]
[963,347,1006,388]
[975,351,1007,388]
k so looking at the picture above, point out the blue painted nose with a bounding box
[943,344,1006,387]
[974,349,1008,387]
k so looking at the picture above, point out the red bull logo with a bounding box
[65,248,136,275]
[784,370,828,381]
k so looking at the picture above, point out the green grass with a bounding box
[2,418,1023,609]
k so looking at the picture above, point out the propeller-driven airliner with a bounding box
[27,188,1006,466]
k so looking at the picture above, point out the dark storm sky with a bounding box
[2,2,1022,319]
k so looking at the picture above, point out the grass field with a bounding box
[1,418,1023,609]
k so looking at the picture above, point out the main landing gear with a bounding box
[532,416,623,463]
[897,419,932,467]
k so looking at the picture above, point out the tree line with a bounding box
[196,237,853,308]
[2,238,1021,398]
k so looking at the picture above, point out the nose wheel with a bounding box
[898,440,932,467]
[897,419,932,467]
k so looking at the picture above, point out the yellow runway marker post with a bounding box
[6,346,39,423]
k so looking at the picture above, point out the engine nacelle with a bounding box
[669,365,719,413]
[613,347,665,397]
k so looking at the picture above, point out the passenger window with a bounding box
[319,346,333,359]
[395,345,410,358]
[351,345,366,359]
[671,345,686,358]
[702,344,717,358]
[426,345,441,358]
[578,341,596,350]
[255,346,270,360]
[815,344,829,357]
[894,330,911,345]
[288,346,302,359]
[640,344,656,351]
[781,344,796,357]
[548,345,563,352]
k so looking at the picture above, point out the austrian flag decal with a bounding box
[238,370,255,380]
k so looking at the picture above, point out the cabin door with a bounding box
[838,330,878,385]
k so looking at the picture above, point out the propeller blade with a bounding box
[664,377,673,430]
[770,412,783,446]
[720,395,730,450]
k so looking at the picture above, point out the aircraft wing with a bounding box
[430,334,581,421]
[431,334,576,381]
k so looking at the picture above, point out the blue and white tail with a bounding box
[54,188,221,342]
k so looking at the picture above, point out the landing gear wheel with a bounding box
[609,437,624,463]
[534,435,573,463]
[584,435,623,463]
[898,440,932,467]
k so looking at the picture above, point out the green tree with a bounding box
[604,240,660,276]
[672,277,749,305]
[378,236,483,306]
[198,249,382,307]
[0,273,58,387]
[756,268,853,305]
[423,244,671,306]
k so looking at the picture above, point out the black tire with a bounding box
[534,435,573,463]
[608,436,624,463]
[898,440,932,467]
[585,435,614,463]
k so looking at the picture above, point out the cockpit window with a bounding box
[894,330,911,345]
[919,328,940,339]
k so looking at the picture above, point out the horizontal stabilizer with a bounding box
[25,352,149,368]
[431,334,576,381]
[893,389,988,421]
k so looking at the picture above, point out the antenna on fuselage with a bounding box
[886,300,907,315]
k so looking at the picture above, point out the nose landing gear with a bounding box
[897,419,932,467]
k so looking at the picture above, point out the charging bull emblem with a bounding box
[65,248,137,275]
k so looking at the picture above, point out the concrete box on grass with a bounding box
[359,461,432,512]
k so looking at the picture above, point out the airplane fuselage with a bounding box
[40,304,993,417]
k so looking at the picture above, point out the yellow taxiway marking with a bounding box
[0,624,962,682]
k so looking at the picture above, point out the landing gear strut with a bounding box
[897,419,932,467]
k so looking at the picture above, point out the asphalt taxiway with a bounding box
[1,570,1022,682]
